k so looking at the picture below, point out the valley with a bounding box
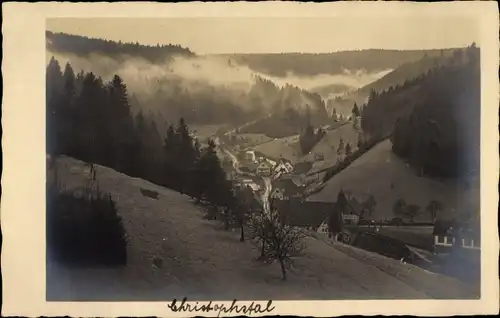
[45,29,482,301]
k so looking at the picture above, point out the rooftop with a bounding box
[273,199,335,231]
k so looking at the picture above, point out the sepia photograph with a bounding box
[45,15,482,301]
[2,1,499,317]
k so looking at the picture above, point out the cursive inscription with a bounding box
[168,298,275,317]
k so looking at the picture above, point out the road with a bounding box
[261,176,272,214]
[220,146,243,174]
[218,139,273,215]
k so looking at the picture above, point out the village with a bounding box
[215,130,481,286]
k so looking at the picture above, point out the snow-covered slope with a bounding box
[47,156,478,301]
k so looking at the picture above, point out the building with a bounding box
[342,214,360,226]
[273,159,294,178]
[433,219,480,254]
[256,161,272,176]
[273,199,335,232]
[341,196,363,225]
[314,153,325,161]
[270,175,306,200]
[244,150,256,162]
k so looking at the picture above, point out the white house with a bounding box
[270,188,285,200]
[342,213,359,225]
[266,159,277,167]
[273,160,294,175]
[317,220,330,235]
[433,220,481,253]
[256,161,272,176]
[244,151,256,162]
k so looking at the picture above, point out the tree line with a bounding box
[47,56,234,209]
[47,31,194,63]
[298,106,327,154]
[224,49,453,78]
[47,56,307,280]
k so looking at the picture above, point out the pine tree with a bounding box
[107,75,138,175]
[357,134,364,149]
[331,108,338,121]
[352,103,360,118]
[163,124,180,189]
[74,72,104,162]
[345,142,352,156]
[134,111,148,178]
[176,117,199,195]
[57,62,76,155]
[336,189,349,214]
[195,139,228,206]
[337,138,345,155]
[46,57,64,155]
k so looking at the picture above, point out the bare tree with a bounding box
[248,212,269,260]
[426,200,443,222]
[362,194,377,218]
[405,204,420,223]
[233,185,254,242]
[393,198,407,217]
[249,201,307,280]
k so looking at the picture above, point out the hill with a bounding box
[46,31,195,62]
[248,121,361,173]
[47,156,478,301]
[326,48,460,115]
[46,33,330,129]
[362,44,480,180]
[305,122,362,171]
[308,139,479,223]
[217,49,452,78]
[309,83,356,99]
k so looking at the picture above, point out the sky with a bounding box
[46,17,479,54]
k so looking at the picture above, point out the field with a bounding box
[47,156,477,301]
[250,122,361,170]
[308,139,479,223]
[191,124,230,139]
[359,226,434,251]
[307,122,361,173]
[252,134,302,163]
[229,133,274,150]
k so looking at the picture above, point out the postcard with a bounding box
[2,1,499,316]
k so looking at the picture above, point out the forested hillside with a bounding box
[240,82,330,138]
[46,31,195,62]
[46,32,328,129]
[46,57,238,207]
[360,44,480,180]
[327,49,457,114]
[219,49,453,77]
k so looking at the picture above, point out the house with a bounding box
[226,170,236,180]
[273,159,294,176]
[433,219,481,252]
[264,158,277,168]
[314,153,325,161]
[240,179,261,191]
[273,199,335,232]
[342,214,360,225]
[256,161,272,176]
[343,196,363,225]
[433,219,480,253]
[270,188,285,200]
[270,175,306,200]
[244,150,256,162]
